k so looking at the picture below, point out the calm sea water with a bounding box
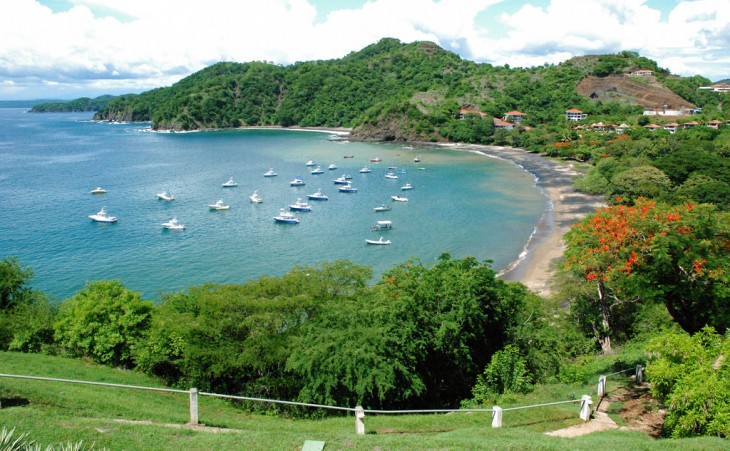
[0,109,546,299]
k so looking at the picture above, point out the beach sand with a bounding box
[450,144,605,297]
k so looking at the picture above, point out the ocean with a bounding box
[0,109,546,300]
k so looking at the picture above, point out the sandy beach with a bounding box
[444,144,605,297]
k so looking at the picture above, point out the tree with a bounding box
[564,199,730,349]
[54,280,153,367]
[0,256,34,310]
[610,165,672,200]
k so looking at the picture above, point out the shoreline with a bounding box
[434,143,604,297]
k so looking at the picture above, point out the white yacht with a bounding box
[90,187,107,194]
[305,160,316,166]
[89,207,117,223]
[384,172,398,179]
[333,175,349,185]
[308,189,329,201]
[338,183,358,193]
[401,183,414,190]
[222,177,238,187]
[208,199,230,210]
[373,204,391,212]
[311,166,324,175]
[250,191,263,203]
[274,209,299,224]
[289,198,312,212]
[391,195,408,202]
[359,166,372,173]
[263,168,278,177]
[290,177,306,186]
[161,217,186,230]
[328,163,337,170]
[366,237,391,245]
[157,191,175,201]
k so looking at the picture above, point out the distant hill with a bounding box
[30,95,116,112]
[93,39,723,140]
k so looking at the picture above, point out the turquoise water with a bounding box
[0,109,546,299]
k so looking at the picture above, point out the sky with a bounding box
[1,0,728,100]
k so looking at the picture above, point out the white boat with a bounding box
[290,177,306,186]
[222,177,238,187]
[161,217,186,230]
[305,160,316,166]
[401,183,414,190]
[344,174,353,179]
[274,209,299,224]
[414,155,421,162]
[391,195,408,202]
[384,172,398,179]
[263,168,278,177]
[289,198,312,212]
[366,237,391,245]
[370,220,392,231]
[308,189,329,201]
[328,163,337,170]
[373,204,391,212]
[333,175,349,185]
[208,199,230,210]
[311,166,324,175]
[359,166,372,173]
[157,191,175,201]
[90,187,107,194]
[338,183,358,193]
[250,190,263,203]
[89,207,117,223]
[371,157,382,162]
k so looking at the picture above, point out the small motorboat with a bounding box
[328,163,337,170]
[263,168,278,177]
[338,183,358,193]
[366,237,391,245]
[359,166,372,173]
[370,157,382,163]
[289,198,312,212]
[208,199,230,210]
[161,217,186,230]
[308,189,329,201]
[370,220,392,231]
[305,160,316,166]
[89,207,117,223]
[401,183,414,190]
[274,209,299,224]
[333,175,349,185]
[414,155,421,162]
[250,190,263,203]
[290,177,306,186]
[157,191,175,201]
[311,166,324,175]
[222,177,238,187]
[391,195,408,202]
[388,166,398,170]
[384,172,398,179]
[90,187,107,194]
[343,155,354,159]
[344,174,353,179]
[373,204,391,212]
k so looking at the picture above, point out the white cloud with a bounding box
[0,0,728,100]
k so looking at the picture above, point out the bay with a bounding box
[0,109,546,300]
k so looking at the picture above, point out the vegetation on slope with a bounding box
[30,95,116,112]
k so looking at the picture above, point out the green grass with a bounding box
[1,352,728,450]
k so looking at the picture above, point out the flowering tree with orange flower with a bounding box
[564,198,730,352]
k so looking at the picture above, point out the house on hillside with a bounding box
[663,123,679,134]
[644,123,661,131]
[458,109,487,119]
[699,83,730,93]
[493,118,514,130]
[683,121,698,129]
[566,108,588,122]
[503,111,526,125]
[708,120,722,129]
[616,123,630,135]
[630,69,654,77]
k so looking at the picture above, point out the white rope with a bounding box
[0,373,188,394]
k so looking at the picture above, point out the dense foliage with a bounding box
[30,95,116,112]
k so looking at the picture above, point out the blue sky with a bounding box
[1,0,728,100]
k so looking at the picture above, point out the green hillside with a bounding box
[93,39,720,138]
[30,95,116,112]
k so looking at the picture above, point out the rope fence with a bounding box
[0,366,643,435]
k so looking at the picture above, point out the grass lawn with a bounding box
[1,352,728,450]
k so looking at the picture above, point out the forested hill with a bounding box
[93,38,716,139]
[31,95,116,112]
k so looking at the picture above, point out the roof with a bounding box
[566,108,583,113]
[504,110,526,116]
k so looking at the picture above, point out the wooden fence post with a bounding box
[579,395,593,421]
[355,406,365,436]
[189,387,199,425]
[597,376,607,398]
[636,365,644,384]
[491,406,502,428]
